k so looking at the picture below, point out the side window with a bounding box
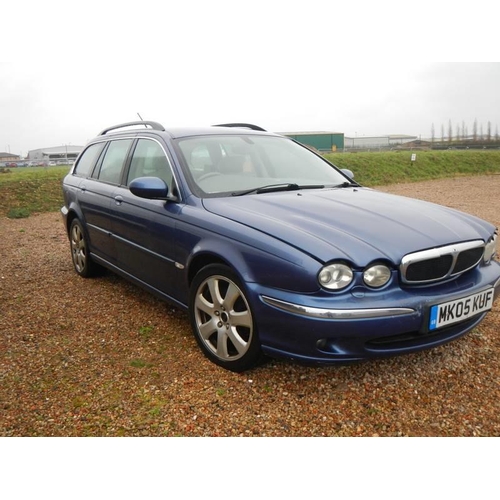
[73,143,105,177]
[97,139,133,184]
[127,139,173,191]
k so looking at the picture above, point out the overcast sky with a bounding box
[1,1,499,156]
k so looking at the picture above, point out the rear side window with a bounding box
[73,143,105,177]
[97,139,133,184]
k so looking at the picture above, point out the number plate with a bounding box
[429,288,494,331]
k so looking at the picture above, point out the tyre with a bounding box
[189,264,262,372]
[69,218,98,278]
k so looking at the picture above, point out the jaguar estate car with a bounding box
[61,121,500,372]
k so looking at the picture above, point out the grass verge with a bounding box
[0,166,69,218]
[324,149,500,186]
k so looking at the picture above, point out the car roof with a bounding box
[162,127,281,140]
[94,121,281,141]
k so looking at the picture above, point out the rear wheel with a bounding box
[189,264,262,372]
[69,219,98,277]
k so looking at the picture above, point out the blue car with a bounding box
[61,121,500,371]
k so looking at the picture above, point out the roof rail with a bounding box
[98,121,165,136]
[213,123,267,132]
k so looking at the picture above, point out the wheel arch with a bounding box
[187,252,234,287]
[66,210,79,234]
[65,203,86,235]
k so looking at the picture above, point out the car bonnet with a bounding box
[202,187,494,265]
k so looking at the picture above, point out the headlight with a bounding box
[318,263,353,290]
[484,233,498,264]
[363,264,391,288]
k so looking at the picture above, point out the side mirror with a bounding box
[341,168,354,180]
[129,177,169,199]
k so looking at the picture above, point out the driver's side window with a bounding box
[127,139,174,192]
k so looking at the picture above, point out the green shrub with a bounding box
[7,207,31,219]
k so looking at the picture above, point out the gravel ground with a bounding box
[1,175,499,437]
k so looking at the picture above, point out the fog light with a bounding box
[363,264,391,288]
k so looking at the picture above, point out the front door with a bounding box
[110,138,183,301]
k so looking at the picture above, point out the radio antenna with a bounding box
[137,113,147,127]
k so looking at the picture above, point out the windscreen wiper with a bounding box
[232,183,325,196]
[333,181,360,188]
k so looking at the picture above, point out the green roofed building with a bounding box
[282,131,345,152]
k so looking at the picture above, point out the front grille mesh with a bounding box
[405,255,453,282]
[454,247,484,273]
[401,240,484,285]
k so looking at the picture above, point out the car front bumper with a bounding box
[250,262,500,365]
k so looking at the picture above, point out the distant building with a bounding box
[0,152,21,161]
[27,145,84,162]
[282,132,345,152]
[344,135,417,150]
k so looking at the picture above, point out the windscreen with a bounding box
[176,135,348,195]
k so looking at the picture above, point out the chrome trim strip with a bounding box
[261,296,415,320]
[400,240,484,284]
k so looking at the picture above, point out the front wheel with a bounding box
[189,264,262,372]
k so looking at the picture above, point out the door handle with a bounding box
[114,195,123,206]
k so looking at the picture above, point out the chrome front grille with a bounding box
[400,240,484,284]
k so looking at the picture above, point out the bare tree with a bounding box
[473,119,478,141]
[462,121,466,141]
[487,121,492,141]
[448,120,453,143]
[496,125,499,141]
[480,124,484,141]
[431,123,435,143]
[441,124,445,143]
[456,124,460,142]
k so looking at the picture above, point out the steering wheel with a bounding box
[197,172,222,182]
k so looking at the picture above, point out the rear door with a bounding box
[78,138,133,263]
